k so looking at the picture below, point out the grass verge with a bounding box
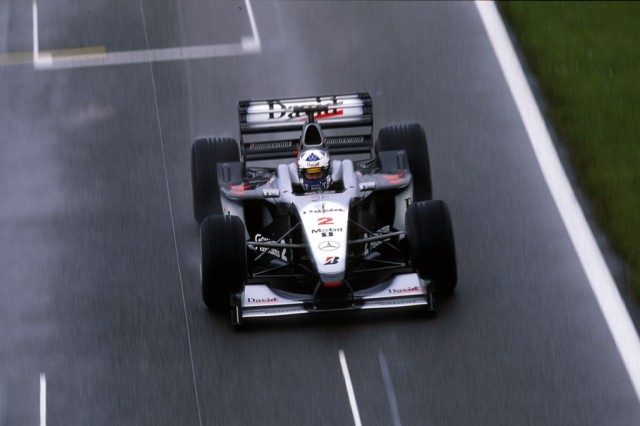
[499,2,640,299]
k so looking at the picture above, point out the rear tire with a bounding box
[377,124,432,201]
[405,200,457,294]
[201,215,247,311]
[191,138,240,224]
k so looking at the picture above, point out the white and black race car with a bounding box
[191,93,457,326]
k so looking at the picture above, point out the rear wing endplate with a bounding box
[238,93,373,162]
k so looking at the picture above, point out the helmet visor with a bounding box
[304,167,325,180]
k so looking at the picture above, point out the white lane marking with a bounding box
[32,0,261,69]
[475,1,640,402]
[378,351,402,426]
[32,0,38,61]
[40,373,46,426]
[32,1,52,67]
[243,0,261,51]
[137,1,203,424]
[339,350,362,426]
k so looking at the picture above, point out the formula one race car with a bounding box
[191,93,457,326]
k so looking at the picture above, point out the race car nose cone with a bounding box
[323,280,344,288]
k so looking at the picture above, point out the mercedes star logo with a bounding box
[318,241,340,251]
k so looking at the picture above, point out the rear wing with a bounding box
[238,93,373,163]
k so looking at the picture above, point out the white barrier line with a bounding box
[339,350,362,426]
[40,373,46,426]
[475,1,640,402]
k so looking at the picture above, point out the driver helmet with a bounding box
[297,149,332,191]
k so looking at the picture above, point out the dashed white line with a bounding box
[339,350,362,426]
[40,373,46,426]
[475,0,640,402]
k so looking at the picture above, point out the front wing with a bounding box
[231,272,435,325]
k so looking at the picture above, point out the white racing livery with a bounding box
[191,93,457,327]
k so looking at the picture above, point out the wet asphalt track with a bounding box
[1,1,639,425]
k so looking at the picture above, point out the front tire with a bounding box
[405,200,457,294]
[201,215,247,310]
[191,137,240,224]
[377,124,432,201]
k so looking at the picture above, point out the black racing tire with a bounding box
[405,200,457,294]
[191,137,240,224]
[201,215,247,311]
[377,124,432,201]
